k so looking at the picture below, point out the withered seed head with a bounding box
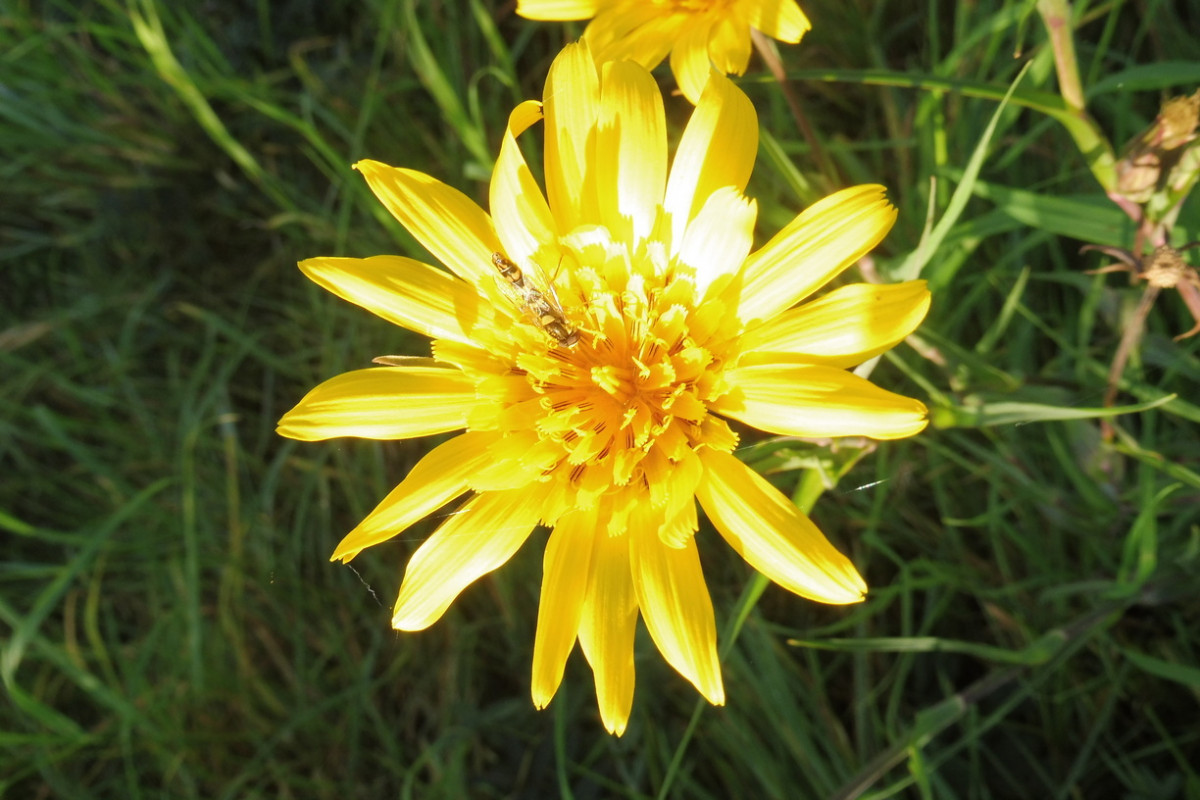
[1141,245,1191,289]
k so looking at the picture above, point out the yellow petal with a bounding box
[645,446,704,525]
[544,43,601,233]
[680,187,757,293]
[515,0,599,19]
[695,449,867,603]
[471,433,565,491]
[596,59,667,245]
[713,363,929,440]
[629,516,724,705]
[330,432,495,562]
[299,256,492,345]
[738,185,897,324]
[707,15,751,75]
[584,4,677,69]
[531,508,597,709]
[391,487,544,630]
[355,160,498,286]
[578,523,637,735]
[663,70,757,248]
[743,0,811,42]
[740,280,931,367]
[276,367,478,441]
[669,19,716,104]
[490,100,558,268]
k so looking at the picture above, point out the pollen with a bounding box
[492,250,741,523]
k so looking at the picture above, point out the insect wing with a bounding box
[489,252,579,347]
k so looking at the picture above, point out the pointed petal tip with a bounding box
[831,586,868,605]
[821,572,869,604]
[602,716,628,737]
[696,449,876,605]
[274,419,318,442]
[739,183,902,320]
[391,609,433,632]
[329,547,358,564]
[852,182,897,214]
[820,554,870,603]
[700,677,726,706]
[352,158,400,182]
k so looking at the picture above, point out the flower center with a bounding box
[500,248,740,521]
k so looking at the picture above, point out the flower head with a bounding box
[278,43,929,735]
[517,0,811,103]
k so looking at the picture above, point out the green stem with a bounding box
[1034,0,1119,193]
[1036,0,1085,112]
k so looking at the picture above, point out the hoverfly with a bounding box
[490,252,579,347]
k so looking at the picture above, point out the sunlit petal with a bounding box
[331,432,496,562]
[680,187,757,292]
[743,0,811,42]
[739,185,897,323]
[669,19,717,104]
[355,160,498,285]
[277,367,478,441]
[714,364,929,440]
[392,487,544,630]
[630,517,724,704]
[596,60,667,244]
[491,100,558,268]
[300,256,491,345]
[545,43,601,232]
[584,4,678,69]
[695,449,867,603]
[515,0,600,19]
[531,508,597,709]
[708,15,752,75]
[578,523,637,736]
[664,70,757,247]
[741,281,931,367]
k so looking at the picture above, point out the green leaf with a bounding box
[1122,647,1200,688]
[965,183,1136,247]
[894,64,1032,281]
[1089,62,1200,97]
[931,393,1177,429]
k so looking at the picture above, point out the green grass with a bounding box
[3,0,1199,797]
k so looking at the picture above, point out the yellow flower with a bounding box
[278,43,929,735]
[516,0,811,103]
